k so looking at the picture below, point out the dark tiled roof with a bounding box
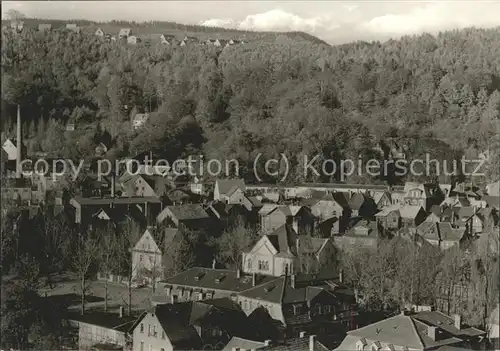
[166,204,210,221]
[413,311,485,338]
[267,224,297,256]
[161,267,274,293]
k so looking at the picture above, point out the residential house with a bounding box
[119,28,131,39]
[95,142,108,157]
[131,227,165,285]
[2,138,26,161]
[259,205,314,235]
[118,174,159,198]
[404,182,443,210]
[95,28,105,36]
[375,205,401,232]
[131,298,260,351]
[237,272,357,338]
[65,24,81,33]
[455,206,477,233]
[153,267,275,306]
[127,36,141,44]
[159,34,176,44]
[372,191,392,210]
[391,187,406,205]
[310,193,344,221]
[189,176,213,196]
[348,193,377,218]
[400,204,427,229]
[38,23,52,32]
[214,179,246,202]
[335,310,485,351]
[68,309,138,351]
[416,222,469,250]
[335,220,381,250]
[242,224,336,277]
[156,204,211,233]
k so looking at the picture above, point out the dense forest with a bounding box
[1,25,499,184]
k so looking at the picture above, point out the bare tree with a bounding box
[213,218,258,269]
[71,230,101,315]
[6,9,26,20]
[97,224,119,312]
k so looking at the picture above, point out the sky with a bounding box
[3,1,500,44]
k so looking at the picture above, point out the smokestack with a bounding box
[309,335,316,351]
[16,105,21,179]
[454,314,462,330]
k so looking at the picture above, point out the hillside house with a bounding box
[159,34,176,44]
[310,193,344,220]
[131,227,166,285]
[95,28,104,36]
[65,23,81,33]
[375,205,401,232]
[336,311,485,351]
[38,23,52,32]
[242,224,336,277]
[131,299,259,351]
[259,205,314,235]
[156,203,211,231]
[348,193,377,218]
[2,138,26,161]
[336,220,381,250]
[214,179,246,202]
[68,310,137,351]
[400,205,427,228]
[153,267,275,306]
[237,273,357,338]
[416,222,469,250]
[119,28,131,38]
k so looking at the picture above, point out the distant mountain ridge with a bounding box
[1,17,330,45]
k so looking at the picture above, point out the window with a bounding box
[324,305,331,313]
[293,304,301,315]
[139,255,143,262]
[140,342,144,351]
[247,259,252,270]
[162,331,165,339]
[315,304,322,315]
[153,325,157,336]
[258,260,269,271]
[148,324,152,335]
[140,323,144,333]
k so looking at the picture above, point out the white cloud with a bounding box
[200,9,339,34]
[360,2,500,36]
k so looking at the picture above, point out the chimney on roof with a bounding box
[339,269,344,283]
[236,269,241,279]
[454,314,462,330]
[212,258,216,269]
[264,340,271,346]
[427,326,438,340]
[290,274,296,289]
[252,272,256,287]
[309,335,316,351]
[299,331,307,338]
[119,306,124,318]
[16,104,21,179]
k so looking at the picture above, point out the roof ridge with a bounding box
[239,276,283,294]
[408,315,425,349]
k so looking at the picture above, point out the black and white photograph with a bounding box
[0,1,499,350]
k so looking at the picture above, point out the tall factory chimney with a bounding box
[16,104,22,179]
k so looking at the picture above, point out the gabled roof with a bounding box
[216,179,245,195]
[223,337,265,351]
[266,224,297,256]
[68,311,138,333]
[374,204,400,217]
[119,28,131,36]
[166,204,210,222]
[399,205,424,219]
[457,206,475,220]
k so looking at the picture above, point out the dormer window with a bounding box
[293,304,301,315]
[356,338,367,351]
[371,341,381,351]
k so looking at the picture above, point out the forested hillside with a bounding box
[2,26,500,184]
